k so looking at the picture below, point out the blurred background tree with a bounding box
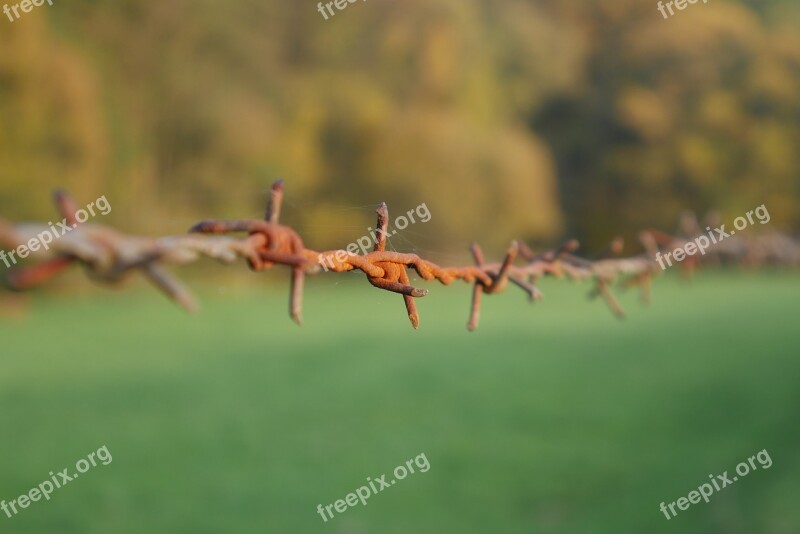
[0,0,797,254]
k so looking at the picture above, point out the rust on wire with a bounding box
[2,180,797,330]
[188,180,658,330]
[0,190,255,313]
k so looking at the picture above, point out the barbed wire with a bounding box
[1,181,797,330]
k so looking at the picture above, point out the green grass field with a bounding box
[1,272,799,533]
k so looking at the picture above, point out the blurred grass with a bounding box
[0,272,799,533]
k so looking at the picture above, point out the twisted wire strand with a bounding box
[1,181,795,330]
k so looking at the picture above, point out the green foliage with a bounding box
[0,1,797,249]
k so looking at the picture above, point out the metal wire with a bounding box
[1,181,796,330]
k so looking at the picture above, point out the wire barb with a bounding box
[3,181,796,330]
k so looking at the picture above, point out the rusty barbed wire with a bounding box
[189,180,658,329]
[0,190,256,313]
[1,181,798,330]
